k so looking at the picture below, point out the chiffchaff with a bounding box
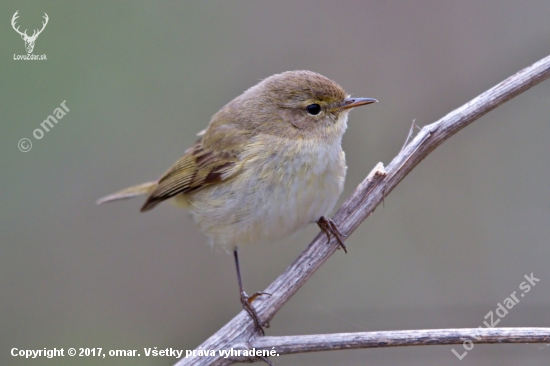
[98,70,377,333]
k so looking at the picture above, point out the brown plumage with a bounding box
[97,70,377,333]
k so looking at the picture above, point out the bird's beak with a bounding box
[340,97,378,110]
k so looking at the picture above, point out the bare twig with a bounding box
[400,119,420,152]
[251,327,550,354]
[176,54,550,365]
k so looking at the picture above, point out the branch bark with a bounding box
[251,327,550,354]
[175,54,550,365]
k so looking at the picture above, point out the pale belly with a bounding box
[182,138,347,251]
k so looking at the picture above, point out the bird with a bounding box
[97,70,377,333]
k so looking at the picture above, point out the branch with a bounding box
[176,54,550,365]
[251,328,550,354]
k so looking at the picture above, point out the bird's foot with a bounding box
[317,216,347,253]
[240,291,271,335]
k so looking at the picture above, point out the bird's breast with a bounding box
[187,134,347,251]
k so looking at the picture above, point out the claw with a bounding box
[247,291,272,304]
[317,216,347,253]
[240,291,266,335]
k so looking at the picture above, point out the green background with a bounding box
[2,1,550,365]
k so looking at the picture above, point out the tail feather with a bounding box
[96,181,157,205]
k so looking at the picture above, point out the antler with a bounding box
[31,13,49,39]
[11,11,49,40]
[11,11,27,37]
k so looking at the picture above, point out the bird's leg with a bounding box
[233,248,270,335]
[317,216,348,253]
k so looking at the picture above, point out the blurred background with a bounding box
[2,1,550,365]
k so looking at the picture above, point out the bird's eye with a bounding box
[306,103,321,115]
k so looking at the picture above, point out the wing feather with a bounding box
[140,124,248,212]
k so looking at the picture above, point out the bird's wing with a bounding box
[140,124,249,212]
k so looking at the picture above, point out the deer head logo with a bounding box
[11,11,49,54]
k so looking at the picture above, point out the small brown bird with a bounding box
[98,70,377,333]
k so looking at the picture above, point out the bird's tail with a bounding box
[96,181,157,205]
